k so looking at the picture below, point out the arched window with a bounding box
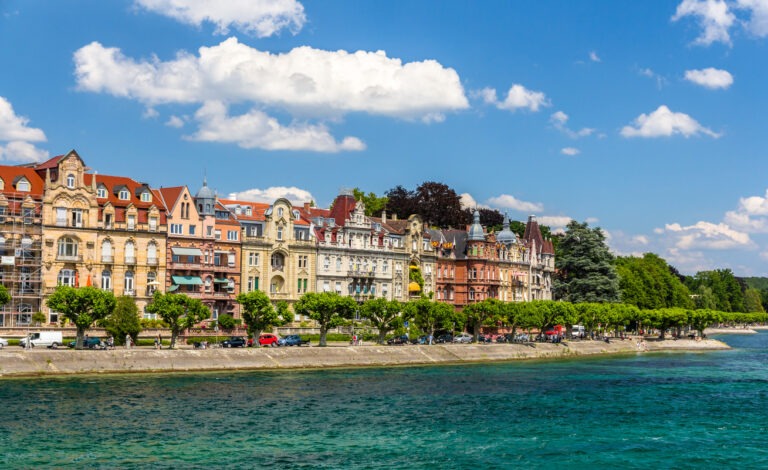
[101,240,112,262]
[125,241,135,263]
[147,271,157,294]
[147,242,157,264]
[204,275,212,292]
[57,269,75,286]
[271,252,285,270]
[57,237,78,258]
[66,174,75,188]
[124,271,134,294]
[101,270,111,290]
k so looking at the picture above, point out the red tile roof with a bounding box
[329,194,356,227]
[0,164,45,199]
[218,198,269,222]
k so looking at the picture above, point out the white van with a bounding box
[571,325,586,339]
[19,331,63,348]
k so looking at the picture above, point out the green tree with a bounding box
[294,292,357,346]
[554,220,620,303]
[102,296,142,345]
[0,284,11,308]
[463,298,502,341]
[616,254,693,309]
[360,298,404,344]
[353,188,388,217]
[693,285,718,310]
[743,288,765,313]
[217,313,237,330]
[407,299,456,339]
[31,312,46,326]
[46,286,116,349]
[145,291,210,348]
[688,309,723,337]
[686,269,745,312]
[236,291,283,345]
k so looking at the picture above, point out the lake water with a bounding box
[1,333,767,468]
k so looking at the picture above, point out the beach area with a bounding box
[0,337,730,378]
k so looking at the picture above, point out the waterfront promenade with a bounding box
[0,338,729,377]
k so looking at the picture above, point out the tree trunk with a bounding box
[253,329,263,347]
[472,321,480,342]
[377,329,387,345]
[76,327,85,350]
[319,325,328,347]
[170,328,178,349]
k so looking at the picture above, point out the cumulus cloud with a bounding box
[165,115,185,128]
[737,0,768,37]
[229,186,314,205]
[561,147,580,156]
[186,101,365,152]
[550,111,595,138]
[672,0,735,46]
[663,221,752,249]
[538,215,573,229]
[73,39,468,120]
[0,141,49,163]
[486,194,544,213]
[723,189,768,233]
[478,84,550,112]
[135,0,306,37]
[0,97,48,162]
[684,67,734,89]
[620,105,720,138]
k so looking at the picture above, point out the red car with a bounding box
[258,334,280,346]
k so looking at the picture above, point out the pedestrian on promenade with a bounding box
[158,334,162,349]
[154,335,160,349]
[126,334,131,350]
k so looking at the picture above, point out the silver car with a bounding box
[0,337,8,349]
[453,333,473,343]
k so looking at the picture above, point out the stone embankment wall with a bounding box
[0,339,729,378]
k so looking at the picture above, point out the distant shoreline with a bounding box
[0,338,731,378]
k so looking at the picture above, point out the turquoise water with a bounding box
[1,333,767,468]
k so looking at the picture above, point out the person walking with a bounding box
[154,335,160,349]
[158,334,162,349]
[125,334,131,350]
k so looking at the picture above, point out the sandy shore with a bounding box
[0,338,730,378]
[705,327,759,335]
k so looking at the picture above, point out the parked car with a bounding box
[453,333,473,343]
[20,331,63,348]
[67,337,104,349]
[279,335,310,347]
[435,334,453,344]
[222,336,247,348]
[410,335,429,345]
[0,337,8,349]
[258,333,280,347]
[387,335,409,345]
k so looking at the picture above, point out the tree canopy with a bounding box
[0,284,10,307]
[616,253,693,310]
[46,286,116,349]
[385,182,464,228]
[145,291,210,348]
[684,269,746,312]
[553,220,620,303]
[294,292,357,346]
[236,290,288,344]
[359,298,405,344]
[102,296,142,345]
[353,188,388,217]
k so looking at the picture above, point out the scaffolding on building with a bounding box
[0,192,43,327]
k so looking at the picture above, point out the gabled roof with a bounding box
[329,194,356,227]
[523,215,554,254]
[0,164,45,198]
[218,198,269,222]
[155,186,185,212]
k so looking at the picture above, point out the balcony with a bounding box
[123,289,136,296]
[348,270,376,278]
[271,264,284,272]
[56,254,82,262]
[101,255,114,263]
[211,291,232,298]
[147,257,158,266]
[124,256,136,265]
[171,261,201,269]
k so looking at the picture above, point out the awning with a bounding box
[213,278,229,284]
[172,275,203,285]
[167,285,179,292]
[214,250,231,255]
[172,247,203,257]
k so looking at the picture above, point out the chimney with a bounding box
[382,209,387,223]
[392,213,397,221]
[304,202,311,211]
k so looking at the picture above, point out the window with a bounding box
[277,226,283,241]
[383,261,388,273]
[57,237,78,258]
[278,207,284,217]
[55,207,66,226]
[147,243,157,265]
[16,178,30,192]
[189,225,196,235]
[140,192,151,202]
[214,229,221,240]
[323,280,330,292]
[23,207,33,224]
[171,224,183,235]
[248,252,259,266]
[298,255,308,269]
[104,213,113,229]
[207,226,213,237]
[228,252,235,267]
[71,209,83,228]
[101,240,112,262]
[469,288,475,301]
[271,253,285,270]
[323,256,330,271]
[0,206,5,223]
[245,207,252,216]
[149,217,157,232]
[125,241,135,264]
[247,276,259,292]
[119,189,129,200]
[101,270,112,290]
[127,215,136,230]
[335,257,341,271]
[335,281,342,293]
[124,271,134,294]
[58,269,76,287]
[147,271,157,294]
[97,186,107,198]
[227,230,238,241]
[66,174,75,188]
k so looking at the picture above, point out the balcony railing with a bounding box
[348,270,376,278]
[102,255,113,263]
[271,264,284,272]
[147,257,158,266]
[124,256,136,265]
[56,254,82,262]
[124,289,136,296]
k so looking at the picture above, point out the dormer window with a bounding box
[278,207,284,218]
[119,189,129,200]
[97,185,107,198]
[15,177,30,192]
[66,174,75,188]
[245,207,252,216]
[0,177,4,190]
[140,192,151,203]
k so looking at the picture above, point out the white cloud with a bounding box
[486,194,544,213]
[663,221,752,249]
[684,67,734,89]
[0,141,49,163]
[479,84,550,112]
[737,0,768,37]
[589,51,601,62]
[186,101,365,152]
[620,105,720,138]
[585,217,600,224]
[561,147,580,156]
[73,39,469,120]
[165,115,185,128]
[538,215,573,229]
[638,67,668,89]
[135,0,306,37]
[0,96,46,142]
[550,111,595,138]
[723,189,768,233]
[142,107,159,119]
[672,0,735,46]
[229,186,314,205]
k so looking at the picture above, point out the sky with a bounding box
[3,0,768,276]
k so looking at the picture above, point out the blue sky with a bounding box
[2,0,768,276]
